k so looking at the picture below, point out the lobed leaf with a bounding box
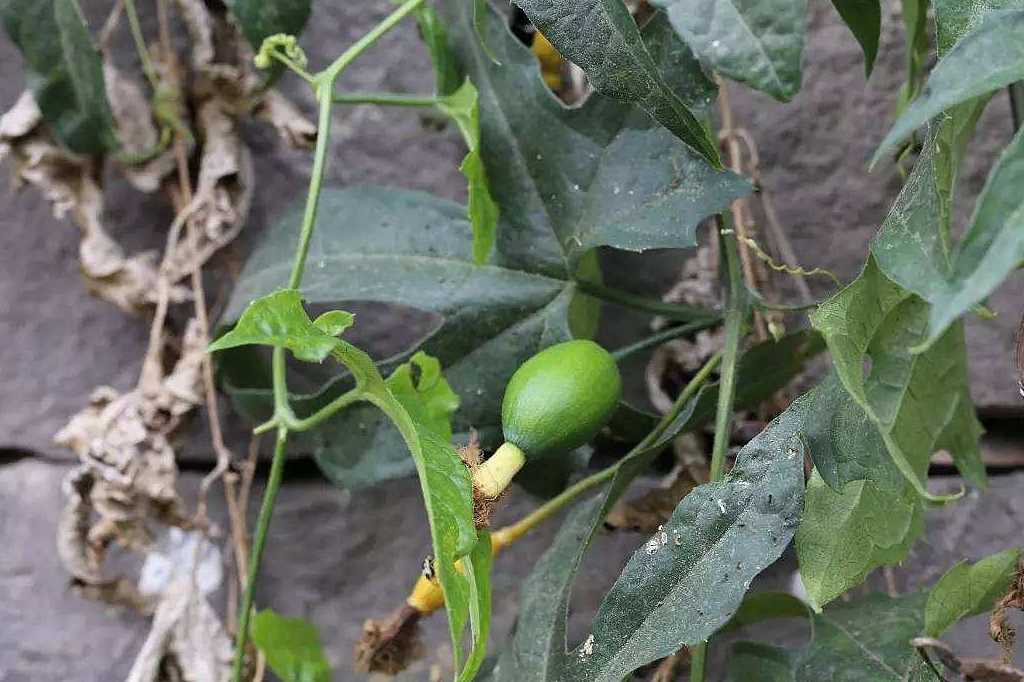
[648,0,808,101]
[219,0,748,487]
[796,471,923,610]
[224,0,311,52]
[508,0,721,165]
[809,258,985,501]
[251,609,332,682]
[873,125,1024,351]
[0,0,118,154]
[925,548,1021,637]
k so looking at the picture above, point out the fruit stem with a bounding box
[472,442,526,498]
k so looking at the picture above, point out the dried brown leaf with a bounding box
[252,89,317,149]
[991,559,1024,663]
[103,63,177,193]
[913,637,1024,681]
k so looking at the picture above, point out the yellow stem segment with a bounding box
[472,442,526,499]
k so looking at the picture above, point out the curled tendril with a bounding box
[254,33,308,70]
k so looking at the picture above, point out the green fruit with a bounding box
[501,339,621,460]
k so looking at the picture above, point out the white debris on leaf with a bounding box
[579,634,595,659]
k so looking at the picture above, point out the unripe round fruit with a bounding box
[501,339,621,460]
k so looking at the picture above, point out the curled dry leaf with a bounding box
[103,63,177,193]
[126,579,233,682]
[54,319,207,603]
[252,88,317,149]
[0,92,189,314]
[991,559,1024,663]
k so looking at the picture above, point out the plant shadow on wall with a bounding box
[2,0,1024,681]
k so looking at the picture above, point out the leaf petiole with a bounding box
[575,280,722,322]
[333,91,439,107]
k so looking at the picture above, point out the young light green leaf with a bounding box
[223,0,312,52]
[251,609,332,682]
[873,125,1024,351]
[458,529,494,682]
[509,0,722,166]
[796,471,924,611]
[208,289,346,363]
[413,4,461,96]
[313,310,355,337]
[809,258,985,501]
[385,351,460,442]
[436,79,500,265]
[828,0,881,75]
[0,0,118,154]
[875,9,1024,162]
[649,0,808,101]
[925,549,1021,637]
[493,407,805,682]
[726,592,931,680]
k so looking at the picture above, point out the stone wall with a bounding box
[1,1,1021,680]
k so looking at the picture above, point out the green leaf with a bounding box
[796,470,924,611]
[875,9,1024,161]
[413,4,462,96]
[809,258,985,501]
[459,529,494,682]
[649,0,808,101]
[828,0,881,75]
[933,0,1024,56]
[0,0,117,154]
[208,289,346,363]
[223,0,311,51]
[925,549,1021,636]
[727,592,931,681]
[492,407,805,682]
[251,609,332,682]
[507,0,722,166]
[385,350,460,442]
[219,0,748,486]
[721,591,811,632]
[873,125,1024,351]
[436,80,500,265]
[213,292,478,669]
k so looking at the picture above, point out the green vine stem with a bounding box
[334,91,439,107]
[610,318,720,361]
[689,214,747,682]
[576,280,721,322]
[230,2,429,678]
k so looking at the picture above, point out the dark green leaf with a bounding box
[436,79,500,264]
[649,0,808,101]
[493,407,805,682]
[796,471,924,610]
[0,0,117,154]
[224,0,311,51]
[507,0,722,165]
[925,549,1021,636]
[809,258,985,501]
[208,289,345,363]
[727,592,931,681]
[828,0,881,75]
[251,609,332,682]
[876,9,1024,161]
[873,125,1024,351]
[721,591,810,632]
